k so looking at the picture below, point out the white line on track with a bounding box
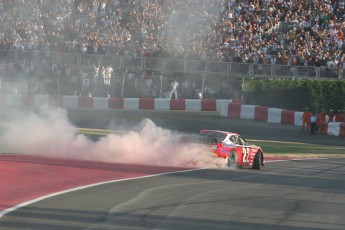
[265,156,345,163]
[1,157,344,219]
[0,168,205,219]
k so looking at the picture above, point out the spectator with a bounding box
[169,79,179,99]
[104,65,114,97]
[93,63,100,84]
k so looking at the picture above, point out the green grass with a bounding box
[249,139,345,157]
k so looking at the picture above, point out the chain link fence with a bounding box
[0,50,343,98]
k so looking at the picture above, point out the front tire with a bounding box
[252,152,262,169]
[227,150,238,168]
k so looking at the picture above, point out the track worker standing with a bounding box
[328,109,335,122]
[169,79,179,99]
[317,109,326,130]
[335,110,345,122]
[319,109,327,124]
[310,113,317,135]
[301,108,311,130]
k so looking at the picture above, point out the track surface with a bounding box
[1,110,345,230]
[0,155,193,213]
[72,110,345,146]
[1,158,345,230]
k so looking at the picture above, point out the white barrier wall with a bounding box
[220,102,345,137]
[0,95,238,112]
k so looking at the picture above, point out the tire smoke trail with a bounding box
[0,106,226,168]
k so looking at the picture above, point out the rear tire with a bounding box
[252,152,262,170]
[227,150,238,168]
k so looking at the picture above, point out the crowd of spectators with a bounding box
[1,0,345,67]
[0,0,221,59]
[1,0,345,97]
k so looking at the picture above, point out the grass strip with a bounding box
[248,139,345,158]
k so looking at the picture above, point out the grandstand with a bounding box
[0,0,345,97]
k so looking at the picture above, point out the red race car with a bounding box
[196,130,265,169]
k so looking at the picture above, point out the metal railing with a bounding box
[0,49,343,80]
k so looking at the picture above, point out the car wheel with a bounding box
[227,150,238,168]
[252,152,262,170]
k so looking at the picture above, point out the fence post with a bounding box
[163,58,167,72]
[14,50,18,63]
[119,56,123,70]
[249,63,253,76]
[293,66,297,80]
[160,74,163,98]
[316,67,320,78]
[226,62,229,77]
[141,56,144,70]
[34,50,39,66]
[77,53,81,65]
[120,69,126,98]
[270,64,274,78]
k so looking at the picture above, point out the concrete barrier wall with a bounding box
[223,103,303,126]
[0,95,241,112]
[320,122,345,137]
[221,103,345,138]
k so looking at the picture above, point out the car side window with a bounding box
[236,137,243,145]
[230,136,239,145]
[238,137,247,146]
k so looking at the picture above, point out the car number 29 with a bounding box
[242,147,251,163]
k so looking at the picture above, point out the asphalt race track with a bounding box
[1,110,345,230]
[71,110,345,147]
[1,158,345,230]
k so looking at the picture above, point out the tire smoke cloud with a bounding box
[0,107,226,168]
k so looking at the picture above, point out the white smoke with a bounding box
[0,106,226,168]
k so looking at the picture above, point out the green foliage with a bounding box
[242,79,345,111]
[307,80,345,112]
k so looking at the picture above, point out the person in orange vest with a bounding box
[335,110,345,122]
[319,109,327,123]
[328,109,335,122]
[301,107,311,130]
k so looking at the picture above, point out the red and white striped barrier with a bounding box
[0,95,239,112]
[320,122,345,137]
[220,103,345,137]
[220,103,303,126]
